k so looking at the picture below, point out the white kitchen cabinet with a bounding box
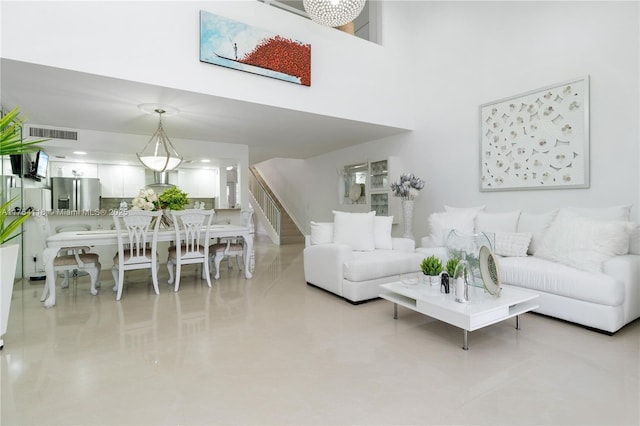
[50,161,98,178]
[177,169,219,198]
[98,164,145,197]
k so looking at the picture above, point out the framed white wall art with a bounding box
[480,76,590,191]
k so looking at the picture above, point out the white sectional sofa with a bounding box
[417,205,640,334]
[303,211,424,303]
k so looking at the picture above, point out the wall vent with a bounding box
[29,127,78,140]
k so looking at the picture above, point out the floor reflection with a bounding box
[117,295,159,357]
[175,287,211,339]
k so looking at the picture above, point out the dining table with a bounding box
[41,224,253,308]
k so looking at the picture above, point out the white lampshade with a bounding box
[303,0,366,28]
[137,109,183,172]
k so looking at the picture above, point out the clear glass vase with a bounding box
[445,230,494,287]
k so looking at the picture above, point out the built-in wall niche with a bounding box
[341,162,368,205]
[369,156,401,224]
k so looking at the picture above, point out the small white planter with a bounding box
[1,244,20,349]
[423,274,440,286]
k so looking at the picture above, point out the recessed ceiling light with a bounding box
[201,159,211,163]
[226,166,234,171]
[73,151,87,155]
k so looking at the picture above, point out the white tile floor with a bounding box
[2,239,639,425]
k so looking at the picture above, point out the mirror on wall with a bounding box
[342,162,368,205]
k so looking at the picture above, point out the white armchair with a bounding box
[303,212,424,303]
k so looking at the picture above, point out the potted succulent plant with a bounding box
[420,255,443,286]
[1,107,47,349]
[446,257,460,278]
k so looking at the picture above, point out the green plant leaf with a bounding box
[0,107,47,156]
[1,106,49,244]
[158,187,190,210]
[0,196,31,244]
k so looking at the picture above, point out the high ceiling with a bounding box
[1,58,408,167]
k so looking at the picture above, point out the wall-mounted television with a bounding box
[9,154,24,176]
[33,150,49,179]
[11,150,49,181]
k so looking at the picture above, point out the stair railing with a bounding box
[248,168,281,236]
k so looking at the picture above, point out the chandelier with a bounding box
[137,108,182,172]
[302,0,366,28]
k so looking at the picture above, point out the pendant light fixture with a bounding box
[302,0,366,28]
[137,108,182,172]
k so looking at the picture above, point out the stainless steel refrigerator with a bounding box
[51,177,101,210]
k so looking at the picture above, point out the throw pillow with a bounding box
[310,222,333,245]
[564,205,631,221]
[517,210,558,255]
[373,215,393,250]
[494,232,532,257]
[332,210,375,251]
[535,210,633,273]
[475,211,521,233]
[427,211,476,247]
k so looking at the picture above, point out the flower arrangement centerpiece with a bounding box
[131,187,189,211]
[390,173,425,239]
[157,187,189,211]
[131,188,159,211]
[131,187,189,227]
[390,173,425,200]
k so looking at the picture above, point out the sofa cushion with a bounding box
[476,211,521,233]
[535,210,633,273]
[344,251,423,282]
[517,210,558,255]
[427,211,476,246]
[565,205,631,221]
[310,221,333,245]
[494,232,532,257]
[332,211,375,251]
[373,216,393,250]
[499,256,624,307]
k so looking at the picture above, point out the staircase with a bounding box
[249,166,304,245]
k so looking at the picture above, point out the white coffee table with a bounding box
[379,282,539,350]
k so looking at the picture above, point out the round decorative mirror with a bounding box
[479,245,501,296]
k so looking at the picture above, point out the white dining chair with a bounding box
[54,223,92,289]
[33,214,101,300]
[111,210,162,301]
[209,208,253,280]
[167,209,214,292]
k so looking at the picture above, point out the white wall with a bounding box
[289,1,639,238]
[1,0,414,130]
